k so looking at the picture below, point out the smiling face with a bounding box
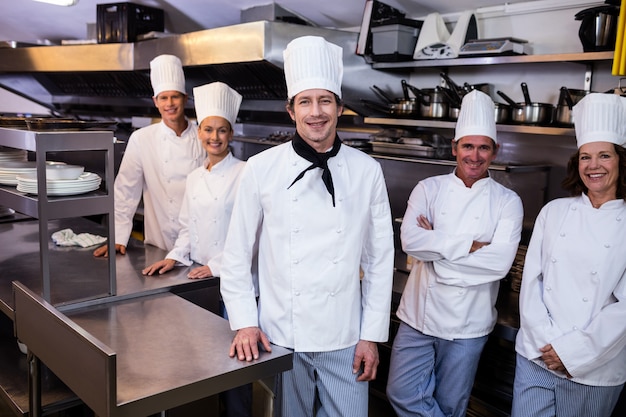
[153,90,188,127]
[286,89,343,152]
[452,135,499,187]
[198,116,232,164]
[578,141,619,204]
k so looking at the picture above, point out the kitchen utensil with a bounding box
[575,4,620,52]
[554,87,591,126]
[404,82,449,119]
[370,85,396,104]
[494,102,511,124]
[497,87,554,125]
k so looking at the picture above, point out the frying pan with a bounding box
[497,83,554,125]
[368,83,420,117]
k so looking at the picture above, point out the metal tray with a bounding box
[0,117,27,128]
[25,118,118,131]
[370,141,436,158]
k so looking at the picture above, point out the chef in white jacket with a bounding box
[142,81,244,279]
[386,90,523,417]
[94,54,205,257]
[219,36,394,417]
[512,93,626,417]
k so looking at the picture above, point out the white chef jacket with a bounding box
[515,194,626,386]
[166,153,245,277]
[114,120,205,251]
[397,171,523,340]
[220,142,394,352]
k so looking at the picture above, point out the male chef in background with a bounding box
[94,54,205,257]
[386,90,523,417]
[219,36,394,417]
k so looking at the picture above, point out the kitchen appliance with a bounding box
[370,18,422,62]
[575,3,620,52]
[459,38,531,56]
[413,10,477,59]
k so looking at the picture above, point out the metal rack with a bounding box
[0,127,116,302]
[366,51,615,131]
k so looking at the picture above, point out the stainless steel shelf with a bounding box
[371,51,614,70]
[364,117,575,136]
[0,126,116,302]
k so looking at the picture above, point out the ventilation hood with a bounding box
[0,21,406,119]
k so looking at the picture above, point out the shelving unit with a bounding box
[365,51,615,134]
[364,116,576,136]
[0,127,116,302]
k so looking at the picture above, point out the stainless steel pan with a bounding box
[497,84,554,125]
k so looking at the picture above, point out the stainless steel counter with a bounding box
[0,216,243,416]
[0,217,216,316]
[14,283,292,417]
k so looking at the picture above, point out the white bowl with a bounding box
[46,164,84,180]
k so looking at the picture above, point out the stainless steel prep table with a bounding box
[14,282,293,417]
[0,216,231,415]
[0,217,220,316]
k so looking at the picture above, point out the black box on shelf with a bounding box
[97,2,164,44]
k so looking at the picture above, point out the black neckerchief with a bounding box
[288,132,342,207]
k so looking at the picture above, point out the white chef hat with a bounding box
[283,36,343,99]
[573,93,626,148]
[193,82,242,128]
[454,90,497,143]
[150,54,186,97]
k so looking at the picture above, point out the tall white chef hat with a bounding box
[454,90,497,143]
[573,93,626,148]
[150,54,186,97]
[283,36,343,100]
[193,82,242,128]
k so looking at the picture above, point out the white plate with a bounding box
[16,182,100,196]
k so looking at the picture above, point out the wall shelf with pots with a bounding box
[365,51,614,133]
[364,116,575,136]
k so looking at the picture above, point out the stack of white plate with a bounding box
[16,172,101,196]
[0,147,27,163]
[0,161,37,185]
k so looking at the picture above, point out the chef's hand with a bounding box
[230,327,272,362]
[353,340,379,382]
[540,344,572,378]
[142,259,176,276]
[470,240,490,253]
[93,243,126,257]
[416,215,432,230]
[187,265,213,279]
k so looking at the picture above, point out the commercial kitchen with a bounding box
[0,0,624,416]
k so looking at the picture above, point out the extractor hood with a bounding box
[0,21,406,119]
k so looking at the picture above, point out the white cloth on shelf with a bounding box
[51,228,107,248]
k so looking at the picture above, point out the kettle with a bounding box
[575,4,620,52]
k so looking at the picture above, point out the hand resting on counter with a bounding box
[142,259,213,279]
[230,326,272,362]
[93,243,126,257]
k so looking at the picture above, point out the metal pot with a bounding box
[360,98,419,118]
[494,102,511,124]
[554,86,591,126]
[366,84,420,117]
[497,84,554,125]
[405,82,450,119]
